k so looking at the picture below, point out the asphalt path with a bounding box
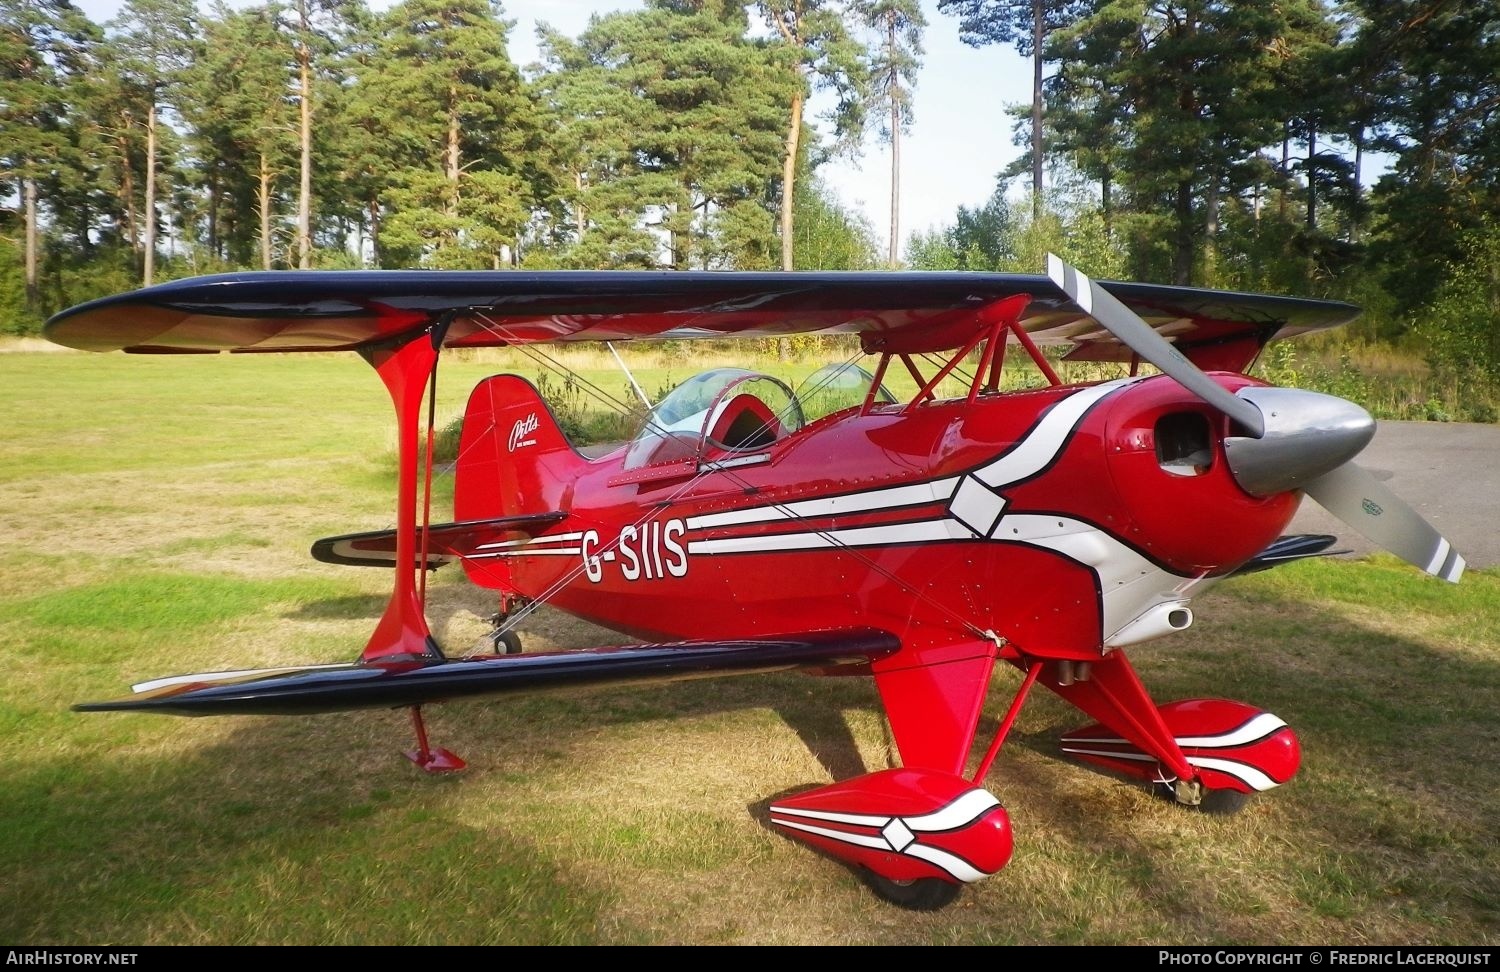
[1287,420,1500,571]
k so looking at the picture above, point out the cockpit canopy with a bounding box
[622,368,805,470]
[620,363,896,471]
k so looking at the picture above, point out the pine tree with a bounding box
[282,0,359,268]
[853,0,924,265]
[183,3,299,268]
[1355,0,1500,315]
[1051,0,1339,285]
[755,0,869,270]
[360,0,537,268]
[935,0,1084,218]
[108,0,198,285]
[1,0,98,311]
[534,2,792,269]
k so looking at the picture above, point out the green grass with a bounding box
[1,348,1497,945]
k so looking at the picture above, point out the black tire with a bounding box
[492,630,522,655]
[1195,788,1252,815]
[1154,781,1252,816]
[863,873,964,911]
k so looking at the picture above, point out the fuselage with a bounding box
[458,373,1299,662]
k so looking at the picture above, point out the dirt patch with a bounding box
[0,337,75,353]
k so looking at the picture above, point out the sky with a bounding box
[71,0,1037,259]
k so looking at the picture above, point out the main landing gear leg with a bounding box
[1009,651,1255,814]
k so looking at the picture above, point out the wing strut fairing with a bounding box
[354,324,450,664]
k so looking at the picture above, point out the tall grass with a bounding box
[1252,338,1499,424]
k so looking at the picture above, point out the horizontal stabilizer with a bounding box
[311,512,566,568]
[1230,534,1346,576]
[74,628,901,717]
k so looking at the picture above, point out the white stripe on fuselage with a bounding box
[993,514,1171,638]
[468,547,583,560]
[688,518,973,554]
[972,378,1140,487]
[474,531,587,552]
[686,477,960,530]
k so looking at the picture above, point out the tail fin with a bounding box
[454,374,585,524]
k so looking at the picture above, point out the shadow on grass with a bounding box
[288,594,389,621]
[0,714,621,945]
[953,574,1500,943]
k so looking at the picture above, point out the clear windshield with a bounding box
[793,362,897,422]
[622,368,804,470]
[702,374,805,449]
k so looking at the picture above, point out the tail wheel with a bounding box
[862,872,963,911]
[491,630,522,655]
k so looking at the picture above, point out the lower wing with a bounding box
[75,628,900,717]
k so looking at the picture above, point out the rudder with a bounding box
[454,374,584,525]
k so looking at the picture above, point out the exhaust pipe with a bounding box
[1106,601,1194,648]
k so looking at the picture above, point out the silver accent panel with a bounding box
[1223,387,1375,497]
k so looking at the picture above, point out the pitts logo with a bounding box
[508,412,540,452]
[582,520,688,583]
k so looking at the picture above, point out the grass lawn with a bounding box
[1,348,1496,945]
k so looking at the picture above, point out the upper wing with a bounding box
[44,270,1359,369]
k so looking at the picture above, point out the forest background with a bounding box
[4,0,1499,420]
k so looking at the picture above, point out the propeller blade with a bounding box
[1046,253,1266,438]
[1301,462,1466,583]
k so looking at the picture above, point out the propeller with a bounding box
[1299,464,1465,581]
[1045,254,1466,583]
[1046,254,1267,437]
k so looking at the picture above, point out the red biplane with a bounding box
[44,256,1464,910]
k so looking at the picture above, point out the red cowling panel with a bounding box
[1062,698,1302,794]
[769,768,1013,885]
